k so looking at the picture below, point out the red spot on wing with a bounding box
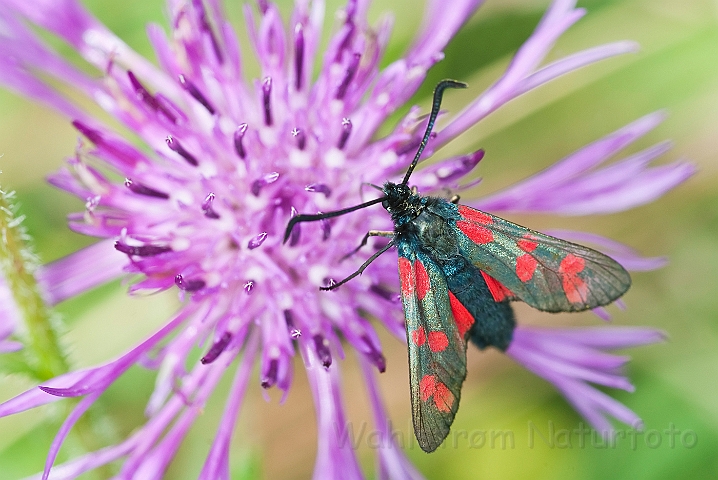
[420,374,436,402]
[457,221,494,244]
[414,260,430,300]
[398,257,414,297]
[458,205,493,225]
[420,375,456,413]
[480,271,514,302]
[559,254,588,303]
[516,254,538,282]
[433,382,455,413]
[562,276,589,303]
[518,238,538,252]
[559,254,585,275]
[428,331,449,352]
[411,326,426,346]
[448,291,474,336]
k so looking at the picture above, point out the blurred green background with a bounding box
[0,0,717,478]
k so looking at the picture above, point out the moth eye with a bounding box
[382,200,389,209]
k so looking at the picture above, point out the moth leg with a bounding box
[449,195,460,204]
[323,241,396,291]
[340,230,394,262]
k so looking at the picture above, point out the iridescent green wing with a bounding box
[397,243,475,452]
[452,205,631,312]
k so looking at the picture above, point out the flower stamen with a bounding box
[114,242,172,257]
[262,77,273,126]
[248,232,268,249]
[178,74,216,115]
[288,206,300,245]
[260,358,278,388]
[292,128,306,150]
[321,218,331,240]
[200,332,233,364]
[194,2,224,64]
[336,52,361,100]
[251,172,280,196]
[127,71,177,123]
[313,334,332,368]
[234,123,248,159]
[294,23,304,91]
[166,135,199,166]
[304,183,331,197]
[174,274,206,292]
[284,310,301,339]
[202,192,220,219]
[362,335,386,373]
[338,118,352,149]
[124,178,170,199]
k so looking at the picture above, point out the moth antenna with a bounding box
[283,196,386,244]
[401,80,467,186]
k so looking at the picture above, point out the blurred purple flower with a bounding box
[0,0,693,478]
[0,275,23,353]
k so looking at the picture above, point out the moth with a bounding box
[285,80,630,452]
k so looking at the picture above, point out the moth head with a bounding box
[381,182,411,210]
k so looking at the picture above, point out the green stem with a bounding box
[0,188,69,380]
[0,188,117,476]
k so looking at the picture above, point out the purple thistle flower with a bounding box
[0,0,694,478]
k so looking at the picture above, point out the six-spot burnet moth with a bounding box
[284,80,631,453]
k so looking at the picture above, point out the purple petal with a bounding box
[341,0,482,156]
[523,326,666,349]
[474,112,694,215]
[0,340,23,353]
[0,3,98,116]
[42,391,102,480]
[199,336,257,480]
[30,307,189,406]
[4,0,99,48]
[410,149,484,192]
[523,144,695,215]
[4,0,176,95]
[510,344,634,391]
[301,341,364,480]
[507,325,663,434]
[0,370,88,417]
[0,60,86,120]
[127,342,243,478]
[406,0,484,68]
[116,326,247,477]
[36,240,127,305]
[557,378,643,434]
[359,355,424,480]
[436,0,588,145]
[259,309,295,394]
[23,441,136,480]
[518,41,639,96]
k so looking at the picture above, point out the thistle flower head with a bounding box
[0,0,694,478]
